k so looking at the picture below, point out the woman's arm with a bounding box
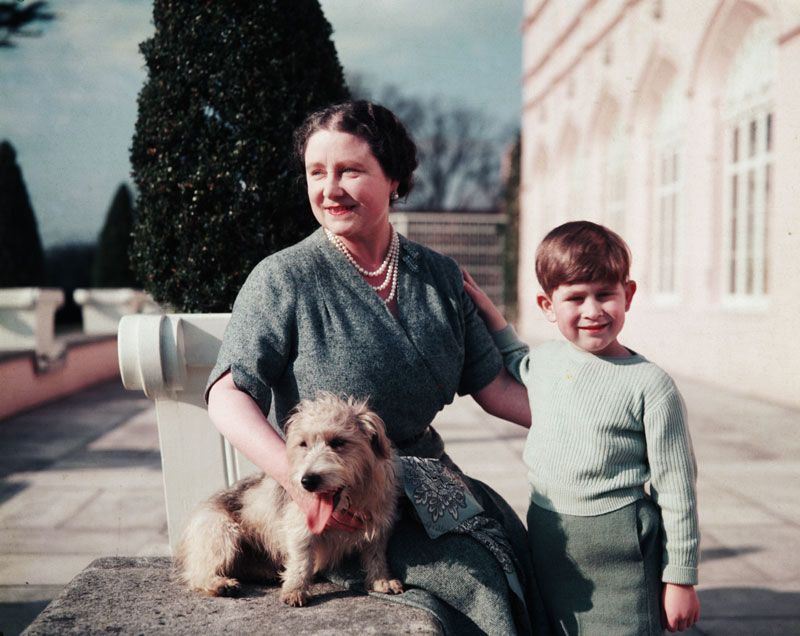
[207,371,292,485]
[472,368,531,428]
[459,268,531,426]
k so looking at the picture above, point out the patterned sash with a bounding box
[399,456,526,605]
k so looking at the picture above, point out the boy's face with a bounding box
[537,280,636,357]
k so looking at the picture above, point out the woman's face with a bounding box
[304,129,399,245]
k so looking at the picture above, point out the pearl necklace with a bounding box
[325,228,400,304]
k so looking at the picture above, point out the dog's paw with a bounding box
[280,587,309,607]
[370,578,404,595]
[201,577,241,597]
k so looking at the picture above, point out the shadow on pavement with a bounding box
[696,587,800,635]
[701,545,762,561]
[53,448,162,471]
[0,482,27,507]
[0,585,62,636]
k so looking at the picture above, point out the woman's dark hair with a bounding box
[294,100,418,198]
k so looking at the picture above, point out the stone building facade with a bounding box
[519,0,800,407]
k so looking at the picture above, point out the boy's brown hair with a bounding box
[535,221,631,296]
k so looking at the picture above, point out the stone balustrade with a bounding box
[73,288,161,335]
[0,287,65,360]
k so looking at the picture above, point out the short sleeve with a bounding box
[205,257,296,417]
[457,284,503,396]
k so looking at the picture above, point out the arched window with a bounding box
[565,146,586,221]
[603,117,627,234]
[532,149,553,237]
[555,124,579,225]
[721,18,776,301]
[653,81,686,297]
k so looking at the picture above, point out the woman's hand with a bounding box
[462,268,508,332]
[329,509,366,532]
[662,583,700,632]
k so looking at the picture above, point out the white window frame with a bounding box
[652,82,685,303]
[720,19,775,310]
[653,141,681,302]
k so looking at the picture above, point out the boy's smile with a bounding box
[537,280,637,357]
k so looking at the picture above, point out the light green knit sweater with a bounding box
[494,326,700,585]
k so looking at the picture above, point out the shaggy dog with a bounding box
[176,393,403,606]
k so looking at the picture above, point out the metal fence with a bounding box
[391,211,506,308]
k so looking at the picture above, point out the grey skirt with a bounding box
[527,498,663,636]
[325,463,551,635]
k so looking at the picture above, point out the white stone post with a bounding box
[117,313,259,553]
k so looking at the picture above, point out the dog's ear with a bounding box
[357,410,391,459]
[284,404,302,435]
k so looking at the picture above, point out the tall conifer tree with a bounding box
[0,140,45,287]
[92,183,138,287]
[130,1,349,312]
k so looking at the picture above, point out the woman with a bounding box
[206,101,546,635]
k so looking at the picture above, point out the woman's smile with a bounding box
[324,204,356,216]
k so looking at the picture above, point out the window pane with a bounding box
[746,169,755,294]
[659,197,666,291]
[765,163,771,211]
[730,174,738,293]
[764,163,771,293]
[668,193,676,292]
[673,151,679,183]
[766,113,773,152]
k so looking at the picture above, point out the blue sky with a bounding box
[0,1,522,247]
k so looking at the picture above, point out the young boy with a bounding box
[464,221,700,634]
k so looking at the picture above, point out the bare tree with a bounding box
[411,101,502,209]
[350,77,508,210]
[0,1,55,48]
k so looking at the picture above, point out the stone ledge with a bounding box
[22,557,442,635]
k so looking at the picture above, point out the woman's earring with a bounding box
[390,191,399,202]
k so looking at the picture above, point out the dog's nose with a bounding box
[301,473,322,492]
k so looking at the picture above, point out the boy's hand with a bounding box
[462,268,508,332]
[662,583,700,632]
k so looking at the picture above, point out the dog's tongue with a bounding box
[306,493,334,535]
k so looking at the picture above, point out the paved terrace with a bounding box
[0,377,798,635]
